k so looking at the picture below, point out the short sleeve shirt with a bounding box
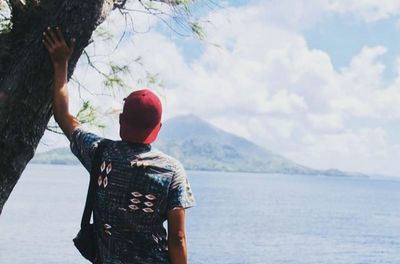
[70,128,195,264]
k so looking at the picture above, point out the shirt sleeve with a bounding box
[167,161,196,210]
[70,127,103,172]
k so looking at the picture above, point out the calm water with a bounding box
[0,165,400,264]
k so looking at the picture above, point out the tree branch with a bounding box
[150,0,185,5]
[9,0,26,15]
[114,0,128,9]
[115,0,183,10]
[9,0,38,28]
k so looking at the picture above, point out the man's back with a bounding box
[71,128,195,263]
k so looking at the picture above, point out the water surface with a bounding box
[0,165,399,264]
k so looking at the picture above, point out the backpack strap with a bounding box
[80,139,110,229]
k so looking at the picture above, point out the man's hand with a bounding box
[43,27,76,66]
[43,27,80,139]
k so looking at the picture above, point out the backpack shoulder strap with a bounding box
[80,139,110,229]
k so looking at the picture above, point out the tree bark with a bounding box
[0,0,115,214]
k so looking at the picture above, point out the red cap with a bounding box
[119,89,162,144]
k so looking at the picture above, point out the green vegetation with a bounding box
[32,115,368,178]
[32,148,80,165]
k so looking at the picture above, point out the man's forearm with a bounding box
[168,237,188,264]
[53,62,69,121]
[52,62,79,138]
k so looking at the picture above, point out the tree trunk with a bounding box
[0,0,115,214]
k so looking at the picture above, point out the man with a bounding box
[43,27,195,264]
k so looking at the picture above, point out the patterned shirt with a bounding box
[70,128,195,264]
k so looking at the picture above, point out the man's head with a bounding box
[119,89,162,144]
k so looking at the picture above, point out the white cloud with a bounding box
[146,1,400,175]
[331,46,400,120]
[308,113,343,131]
[221,0,400,33]
[260,0,400,25]
[328,0,400,22]
[39,0,400,176]
[293,127,400,175]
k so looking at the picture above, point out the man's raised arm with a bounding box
[43,27,80,139]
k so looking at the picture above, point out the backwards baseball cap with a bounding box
[119,89,162,144]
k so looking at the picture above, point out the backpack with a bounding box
[73,139,110,263]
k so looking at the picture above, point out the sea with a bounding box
[0,164,399,264]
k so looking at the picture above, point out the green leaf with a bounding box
[190,21,205,39]
[94,26,114,41]
[76,101,105,129]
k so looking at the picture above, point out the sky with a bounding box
[39,0,400,176]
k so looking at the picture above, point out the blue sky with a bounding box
[306,12,400,144]
[306,15,400,77]
[180,0,400,73]
[40,0,400,176]
[304,13,400,143]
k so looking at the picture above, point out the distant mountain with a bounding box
[32,115,367,177]
[154,115,312,174]
[32,147,80,165]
